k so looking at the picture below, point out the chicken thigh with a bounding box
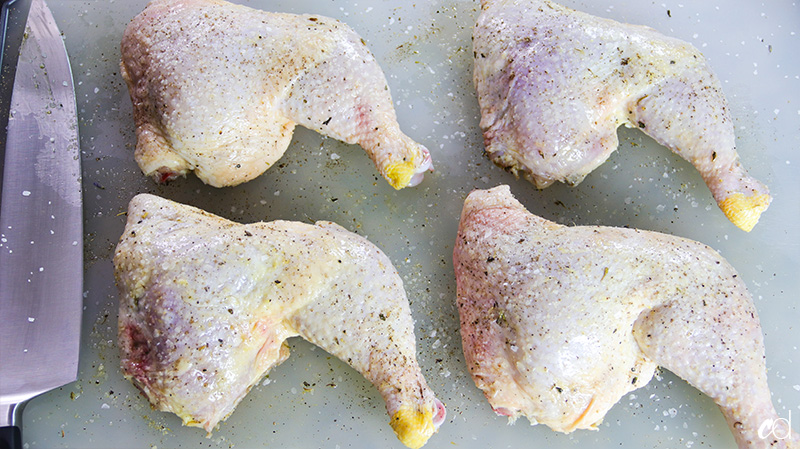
[453,185,797,449]
[114,194,445,449]
[473,0,771,231]
[121,0,432,190]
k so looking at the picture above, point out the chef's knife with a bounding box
[0,0,83,448]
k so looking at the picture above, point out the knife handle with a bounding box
[0,402,23,449]
[0,426,21,449]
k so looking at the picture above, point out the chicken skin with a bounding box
[121,0,432,189]
[114,194,445,449]
[473,0,771,231]
[453,185,797,449]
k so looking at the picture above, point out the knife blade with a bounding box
[1,0,30,154]
[0,0,83,447]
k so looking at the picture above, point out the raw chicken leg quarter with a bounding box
[453,186,798,449]
[473,0,771,231]
[114,194,445,449]
[121,0,433,189]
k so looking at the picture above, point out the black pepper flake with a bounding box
[487,256,495,262]
[638,121,646,128]
[322,117,332,126]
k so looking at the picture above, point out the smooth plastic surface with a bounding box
[21,1,799,448]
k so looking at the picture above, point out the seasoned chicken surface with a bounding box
[121,0,432,190]
[114,194,445,449]
[473,0,771,231]
[453,185,797,449]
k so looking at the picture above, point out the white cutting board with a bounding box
[23,1,799,448]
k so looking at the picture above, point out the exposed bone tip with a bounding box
[719,193,772,232]
[386,145,434,189]
[389,400,445,449]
